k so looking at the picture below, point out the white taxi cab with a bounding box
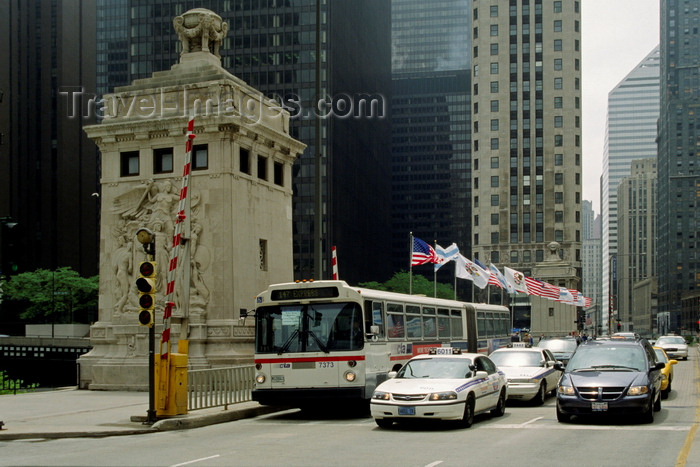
[488,345,562,405]
[370,348,507,428]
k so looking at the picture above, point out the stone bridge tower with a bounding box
[80,8,305,390]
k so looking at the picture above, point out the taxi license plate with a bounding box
[398,406,415,416]
[591,402,608,412]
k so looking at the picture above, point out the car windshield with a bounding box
[656,337,685,345]
[566,346,646,372]
[538,339,577,352]
[489,351,543,367]
[654,348,669,363]
[397,358,474,379]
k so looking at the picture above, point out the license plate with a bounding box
[591,402,608,412]
[398,406,415,416]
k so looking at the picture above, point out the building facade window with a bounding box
[274,161,284,186]
[121,151,139,176]
[240,147,251,174]
[259,239,267,271]
[192,144,208,170]
[257,155,268,180]
[153,147,173,174]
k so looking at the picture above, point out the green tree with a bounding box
[2,267,98,323]
[359,271,455,299]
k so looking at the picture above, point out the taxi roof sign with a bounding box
[428,347,462,355]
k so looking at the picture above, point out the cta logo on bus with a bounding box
[279,363,291,368]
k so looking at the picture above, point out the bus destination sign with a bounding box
[271,286,339,301]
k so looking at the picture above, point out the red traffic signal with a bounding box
[136,261,156,327]
[139,261,155,277]
[138,309,154,327]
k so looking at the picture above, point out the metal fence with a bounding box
[188,365,255,411]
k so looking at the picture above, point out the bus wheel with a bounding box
[375,418,393,429]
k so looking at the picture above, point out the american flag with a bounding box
[411,237,438,266]
[540,281,561,300]
[524,276,545,297]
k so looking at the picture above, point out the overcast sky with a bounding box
[581,0,660,213]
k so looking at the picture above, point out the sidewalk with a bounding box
[0,388,285,440]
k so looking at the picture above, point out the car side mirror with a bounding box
[554,362,565,371]
[547,360,556,368]
[669,359,678,365]
[387,371,397,379]
[475,370,488,379]
[653,362,665,371]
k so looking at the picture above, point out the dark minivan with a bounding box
[555,339,665,423]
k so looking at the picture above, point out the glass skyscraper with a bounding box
[96,0,393,285]
[657,0,700,332]
[0,1,99,279]
[600,46,660,334]
[390,0,472,290]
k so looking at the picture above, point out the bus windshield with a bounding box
[255,302,364,354]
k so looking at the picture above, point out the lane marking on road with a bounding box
[487,423,691,431]
[674,347,700,467]
[170,455,220,467]
[424,461,443,467]
[520,417,543,426]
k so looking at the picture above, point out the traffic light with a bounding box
[136,261,156,327]
[616,322,621,332]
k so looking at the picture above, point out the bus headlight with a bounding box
[344,371,356,382]
[429,391,457,401]
[255,374,266,384]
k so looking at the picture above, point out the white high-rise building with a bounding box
[600,46,659,334]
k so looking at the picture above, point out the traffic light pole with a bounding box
[136,228,157,425]
[147,305,156,424]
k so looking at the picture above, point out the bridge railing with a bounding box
[187,365,255,411]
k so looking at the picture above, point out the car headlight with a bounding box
[628,385,649,396]
[558,385,575,396]
[255,374,266,384]
[428,391,458,401]
[372,391,390,400]
[344,371,356,382]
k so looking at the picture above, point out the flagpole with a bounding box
[433,240,437,298]
[453,260,457,300]
[409,232,413,295]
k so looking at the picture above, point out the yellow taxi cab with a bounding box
[653,346,677,399]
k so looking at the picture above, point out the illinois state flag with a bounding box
[411,237,438,266]
[504,266,529,294]
[455,254,490,289]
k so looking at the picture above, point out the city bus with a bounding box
[252,280,510,408]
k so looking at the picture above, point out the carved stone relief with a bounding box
[107,179,210,323]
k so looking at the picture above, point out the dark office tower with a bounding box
[657,0,700,333]
[391,0,472,287]
[0,1,99,277]
[471,1,582,311]
[96,1,392,285]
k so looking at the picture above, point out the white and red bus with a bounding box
[252,280,510,408]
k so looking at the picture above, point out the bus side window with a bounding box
[366,300,384,338]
